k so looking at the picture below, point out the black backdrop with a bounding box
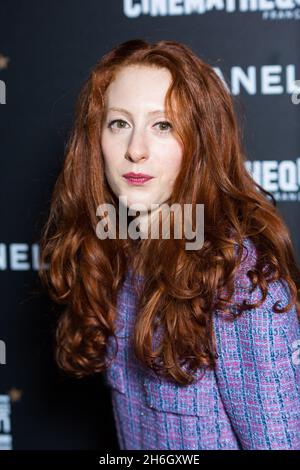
[0,0,299,450]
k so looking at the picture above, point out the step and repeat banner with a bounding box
[0,0,299,450]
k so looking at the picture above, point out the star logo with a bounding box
[0,54,10,70]
[7,387,22,402]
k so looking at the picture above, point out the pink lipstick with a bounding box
[123,172,154,185]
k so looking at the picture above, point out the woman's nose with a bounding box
[125,130,149,162]
[125,151,148,162]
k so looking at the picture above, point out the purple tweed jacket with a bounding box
[103,238,300,450]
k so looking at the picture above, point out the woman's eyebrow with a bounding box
[107,107,165,116]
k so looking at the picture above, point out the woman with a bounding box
[39,39,300,450]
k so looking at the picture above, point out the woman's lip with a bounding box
[123,173,153,178]
[123,175,154,185]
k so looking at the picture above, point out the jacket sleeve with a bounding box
[213,274,300,450]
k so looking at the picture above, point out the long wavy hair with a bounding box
[38,39,300,385]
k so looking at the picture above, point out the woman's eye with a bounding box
[154,121,173,133]
[107,119,129,130]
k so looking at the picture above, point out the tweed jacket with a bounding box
[103,238,300,449]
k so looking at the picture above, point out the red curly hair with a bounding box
[38,39,300,385]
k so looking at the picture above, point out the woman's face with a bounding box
[101,65,183,212]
